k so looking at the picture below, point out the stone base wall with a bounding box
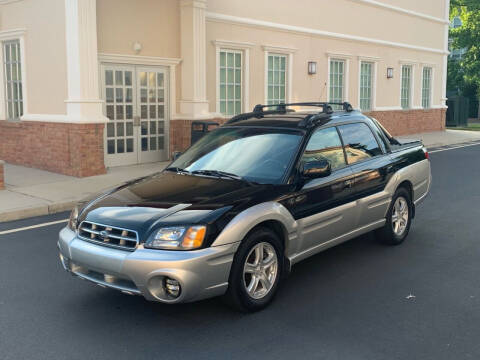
[169,117,226,156]
[365,108,446,136]
[0,160,4,190]
[0,121,106,177]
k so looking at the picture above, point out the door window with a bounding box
[301,127,346,171]
[104,69,135,155]
[338,123,382,164]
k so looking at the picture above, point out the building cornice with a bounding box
[206,12,447,55]
[345,0,449,24]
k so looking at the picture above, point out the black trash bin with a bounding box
[191,121,219,145]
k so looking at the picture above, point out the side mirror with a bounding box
[302,159,332,179]
[172,151,182,161]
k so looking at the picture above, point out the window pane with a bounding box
[115,71,123,85]
[302,127,346,171]
[359,62,373,111]
[4,40,23,120]
[126,138,134,153]
[219,50,242,115]
[125,71,132,86]
[401,65,412,109]
[338,123,382,164]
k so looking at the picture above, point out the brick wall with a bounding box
[0,121,106,177]
[169,118,226,156]
[365,108,446,136]
[0,160,4,190]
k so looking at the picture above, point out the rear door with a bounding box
[288,126,356,253]
[337,122,393,227]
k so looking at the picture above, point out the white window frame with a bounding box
[213,40,252,117]
[357,56,379,111]
[262,45,295,105]
[421,65,434,109]
[327,53,351,104]
[399,61,416,110]
[0,29,27,121]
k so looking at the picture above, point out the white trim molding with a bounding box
[262,45,295,104]
[206,12,448,55]
[357,55,381,62]
[0,28,27,121]
[98,53,181,66]
[262,45,297,54]
[0,0,24,5]
[212,40,254,50]
[213,40,252,116]
[345,0,449,24]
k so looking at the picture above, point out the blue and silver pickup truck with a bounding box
[59,102,431,312]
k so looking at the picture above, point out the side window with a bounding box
[302,127,346,171]
[338,123,383,164]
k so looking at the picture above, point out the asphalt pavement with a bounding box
[1,144,480,360]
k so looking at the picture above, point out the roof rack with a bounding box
[226,102,354,124]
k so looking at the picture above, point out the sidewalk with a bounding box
[1,129,480,223]
[0,161,169,222]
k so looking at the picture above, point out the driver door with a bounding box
[288,126,357,254]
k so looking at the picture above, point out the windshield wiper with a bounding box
[191,170,256,185]
[164,167,191,174]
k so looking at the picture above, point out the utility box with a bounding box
[446,96,469,127]
[191,121,219,145]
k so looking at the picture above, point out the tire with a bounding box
[376,187,413,245]
[224,227,284,312]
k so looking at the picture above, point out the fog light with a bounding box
[165,278,181,298]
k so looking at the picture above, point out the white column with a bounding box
[177,0,216,119]
[64,0,106,123]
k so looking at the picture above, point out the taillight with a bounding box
[423,148,429,160]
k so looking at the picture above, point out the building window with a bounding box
[266,54,287,105]
[219,49,242,116]
[359,62,373,111]
[329,59,345,106]
[422,67,432,109]
[3,40,23,120]
[401,65,412,109]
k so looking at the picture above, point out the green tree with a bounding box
[449,0,480,117]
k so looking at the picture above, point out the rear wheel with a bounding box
[376,187,413,245]
[225,227,283,312]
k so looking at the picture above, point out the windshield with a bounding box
[169,127,303,184]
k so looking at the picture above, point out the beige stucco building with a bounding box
[0,0,449,176]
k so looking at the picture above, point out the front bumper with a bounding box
[58,227,239,303]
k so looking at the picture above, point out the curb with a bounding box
[0,200,75,223]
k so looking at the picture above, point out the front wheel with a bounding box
[224,227,283,312]
[376,187,413,245]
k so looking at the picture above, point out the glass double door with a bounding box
[101,64,168,167]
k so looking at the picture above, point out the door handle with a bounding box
[133,116,140,127]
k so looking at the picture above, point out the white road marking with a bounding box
[429,142,480,154]
[0,219,68,235]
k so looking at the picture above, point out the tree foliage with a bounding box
[449,0,480,99]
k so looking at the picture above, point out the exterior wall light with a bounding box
[387,67,394,79]
[308,61,317,75]
[133,41,142,54]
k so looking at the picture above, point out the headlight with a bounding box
[145,225,206,250]
[68,206,79,231]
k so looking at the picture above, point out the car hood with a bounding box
[78,171,276,240]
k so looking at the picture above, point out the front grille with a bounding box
[78,221,139,251]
